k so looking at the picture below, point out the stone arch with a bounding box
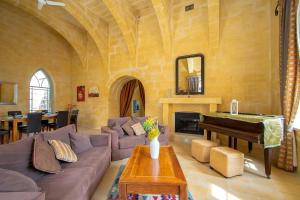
[108,75,145,118]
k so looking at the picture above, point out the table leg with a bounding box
[228,136,232,147]
[12,120,18,142]
[234,138,237,149]
[207,130,212,140]
[119,183,127,200]
[248,142,253,153]
[180,184,188,200]
[264,148,272,178]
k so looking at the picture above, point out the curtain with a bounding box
[277,0,300,171]
[137,80,145,111]
[120,80,137,117]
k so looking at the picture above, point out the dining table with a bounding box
[0,113,57,142]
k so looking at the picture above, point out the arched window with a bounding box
[29,70,52,112]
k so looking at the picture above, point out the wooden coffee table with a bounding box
[119,145,187,200]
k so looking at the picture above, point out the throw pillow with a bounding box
[48,140,78,162]
[131,123,146,136]
[0,168,40,192]
[33,136,61,174]
[112,125,125,138]
[121,120,136,136]
[69,133,93,154]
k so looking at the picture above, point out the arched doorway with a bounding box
[108,76,145,118]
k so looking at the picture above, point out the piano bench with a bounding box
[210,147,244,178]
[191,139,219,162]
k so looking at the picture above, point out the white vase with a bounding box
[150,137,160,159]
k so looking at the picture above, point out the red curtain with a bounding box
[120,80,137,117]
[137,80,145,111]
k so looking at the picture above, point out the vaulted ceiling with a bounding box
[1,0,174,64]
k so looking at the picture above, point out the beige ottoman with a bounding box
[191,139,218,162]
[210,147,244,178]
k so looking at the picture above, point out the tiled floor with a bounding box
[91,139,300,200]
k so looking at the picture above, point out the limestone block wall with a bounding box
[0,3,73,116]
[105,0,280,129]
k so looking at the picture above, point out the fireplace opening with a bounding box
[175,112,204,135]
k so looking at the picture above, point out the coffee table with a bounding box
[119,145,187,200]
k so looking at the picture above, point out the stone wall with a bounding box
[0,3,73,116]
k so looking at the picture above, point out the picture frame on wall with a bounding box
[88,86,100,97]
[77,86,85,102]
[133,99,140,113]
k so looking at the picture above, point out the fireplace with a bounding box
[175,112,204,135]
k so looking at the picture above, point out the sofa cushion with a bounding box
[108,117,130,127]
[42,125,76,145]
[0,168,40,192]
[119,135,145,149]
[48,140,78,163]
[33,136,61,174]
[0,192,45,200]
[131,123,146,136]
[132,116,147,124]
[37,167,94,200]
[62,147,111,178]
[112,125,125,138]
[0,137,46,181]
[121,120,136,136]
[69,133,93,154]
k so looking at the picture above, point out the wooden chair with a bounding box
[70,109,79,132]
[19,113,42,138]
[48,111,69,130]
[0,129,10,144]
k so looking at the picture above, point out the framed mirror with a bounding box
[176,54,204,95]
[0,82,18,105]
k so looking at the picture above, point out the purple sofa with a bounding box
[101,116,168,161]
[0,125,111,200]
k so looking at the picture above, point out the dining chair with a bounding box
[70,109,79,132]
[48,111,69,130]
[0,129,10,144]
[19,113,42,138]
[7,111,25,137]
[41,110,49,131]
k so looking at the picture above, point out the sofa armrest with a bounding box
[89,134,111,148]
[0,192,45,200]
[159,125,169,135]
[101,126,119,150]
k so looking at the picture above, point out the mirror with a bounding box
[0,82,18,105]
[176,54,204,95]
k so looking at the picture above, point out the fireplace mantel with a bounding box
[159,97,222,139]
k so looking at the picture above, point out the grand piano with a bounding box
[199,112,283,178]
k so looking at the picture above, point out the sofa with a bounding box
[101,116,168,161]
[0,125,111,200]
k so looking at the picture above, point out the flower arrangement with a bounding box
[143,117,160,141]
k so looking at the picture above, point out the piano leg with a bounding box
[264,148,272,178]
[234,138,237,149]
[228,136,232,147]
[207,130,212,140]
[248,142,253,153]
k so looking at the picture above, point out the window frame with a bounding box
[29,69,53,112]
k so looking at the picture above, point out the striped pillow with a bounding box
[48,140,78,163]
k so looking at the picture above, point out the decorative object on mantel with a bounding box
[143,117,160,159]
[230,99,239,115]
[77,86,85,102]
[88,86,100,97]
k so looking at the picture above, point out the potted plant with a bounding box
[143,118,160,159]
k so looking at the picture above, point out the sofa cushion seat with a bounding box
[37,167,94,200]
[61,147,110,178]
[119,135,145,149]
